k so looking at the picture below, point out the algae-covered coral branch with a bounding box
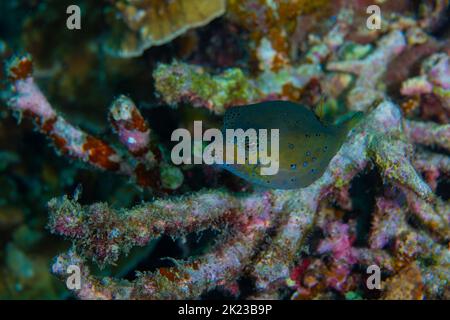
[51,191,275,299]
[154,9,353,114]
[154,61,262,114]
[48,101,449,299]
[5,56,183,192]
[6,56,128,173]
[327,30,407,111]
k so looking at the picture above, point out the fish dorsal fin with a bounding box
[314,96,326,119]
[313,96,333,126]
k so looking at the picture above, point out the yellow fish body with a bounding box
[222,101,363,189]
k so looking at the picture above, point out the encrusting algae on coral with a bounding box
[0,0,449,300]
[44,99,448,299]
[154,8,354,114]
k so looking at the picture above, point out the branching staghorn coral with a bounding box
[5,56,183,193]
[327,30,407,111]
[401,52,450,113]
[44,100,448,299]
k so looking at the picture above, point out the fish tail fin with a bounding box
[344,111,364,130]
[335,111,364,136]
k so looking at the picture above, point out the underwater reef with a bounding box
[0,0,449,300]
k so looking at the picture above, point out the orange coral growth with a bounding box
[158,267,190,282]
[33,116,70,154]
[50,134,69,154]
[228,0,333,71]
[6,56,33,81]
[130,108,149,132]
[282,83,302,101]
[82,136,121,171]
[41,117,57,133]
[382,263,424,300]
[401,98,420,115]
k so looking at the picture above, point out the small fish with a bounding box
[222,100,363,189]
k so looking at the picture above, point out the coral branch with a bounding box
[401,53,450,112]
[154,62,262,114]
[404,190,449,241]
[404,120,450,153]
[5,55,183,191]
[327,30,407,111]
[413,149,450,190]
[49,100,448,299]
[368,134,433,200]
[51,191,276,299]
[6,56,129,173]
[109,96,152,157]
[48,191,271,267]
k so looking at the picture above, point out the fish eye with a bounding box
[310,168,316,174]
[315,133,320,137]
[306,151,311,156]
[312,157,317,162]
[288,143,294,149]
[323,146,328,152]
[290,164,297,170]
